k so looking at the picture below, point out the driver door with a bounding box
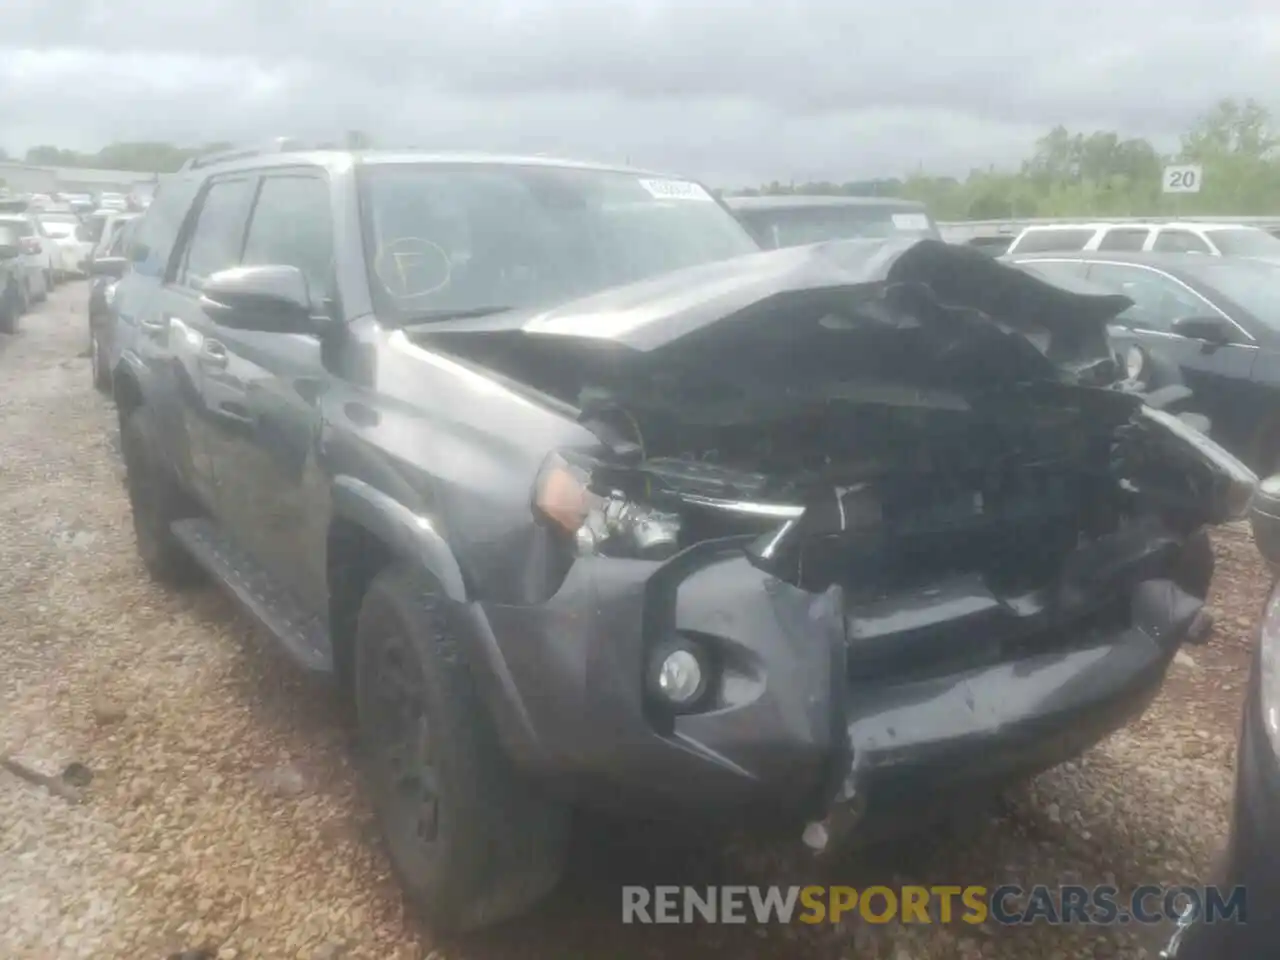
[1085,261,1258,433]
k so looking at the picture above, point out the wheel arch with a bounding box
[327,475,471,692]
[325,475,540,758]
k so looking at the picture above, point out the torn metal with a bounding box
[411,237,1258,842]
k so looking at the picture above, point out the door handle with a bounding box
[199,340,229,369]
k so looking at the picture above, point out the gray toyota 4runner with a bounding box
[103,144,1255,932]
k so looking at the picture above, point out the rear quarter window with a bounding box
[1010,229,1097,254]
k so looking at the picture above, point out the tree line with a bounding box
[736,98,1280,220]
[3,100,1279,220]
[0,131,376,177]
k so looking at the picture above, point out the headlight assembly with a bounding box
[1124,344,1146,381]
[533,452,682,560]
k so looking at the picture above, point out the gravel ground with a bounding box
[0,283,1268,959]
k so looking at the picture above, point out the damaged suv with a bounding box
[109,147,1257,933]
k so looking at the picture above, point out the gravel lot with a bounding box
[0,283,1268,959]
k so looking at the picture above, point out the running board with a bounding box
[169,518,333,673]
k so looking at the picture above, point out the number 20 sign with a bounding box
[1163,164,1203,194]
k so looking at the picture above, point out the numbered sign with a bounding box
[1163,164,1203,194]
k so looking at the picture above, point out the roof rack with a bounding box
[179,137,306,172]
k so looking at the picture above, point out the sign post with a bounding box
[1162,164,1202,217]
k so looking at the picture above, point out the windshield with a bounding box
[41,220,77,238]
[358,163,759,321]
[1182,258,1280,325]
[1205,227,1280,257]
[740,206,938,247]
[40,213,79,225]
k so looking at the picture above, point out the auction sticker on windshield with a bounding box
[638,178,714,201]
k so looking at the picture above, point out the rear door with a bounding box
[151,175,258,510]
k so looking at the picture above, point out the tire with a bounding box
[0,282,18,333]
[354,564,569,933]
[119,405,203,586]
[90,327,112,392]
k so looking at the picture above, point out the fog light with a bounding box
[647,639,709,709]
[658,650,702,703]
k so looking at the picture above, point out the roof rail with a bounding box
[179,137,306,172]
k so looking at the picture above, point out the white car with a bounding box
[1005,221,1280,259]
[0,214,54,301]
[35,211,94,279]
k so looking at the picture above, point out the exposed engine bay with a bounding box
[417,239,1257,601]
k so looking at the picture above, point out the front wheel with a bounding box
[355,565,570,933]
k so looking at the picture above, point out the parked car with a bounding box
[964,234,1016,257]
[97,191,129,211]
[107,146,1254,934]
[1007,250,1280,475]
[0,222,29,333]
[725,194,941,248]
[1163,477,1280,959]
[1006,221,1280,258]
[87,215,140,392]
[35,210,95,278]
[87,210,139,264]
[0,214,54,302]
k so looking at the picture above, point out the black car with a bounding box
[1163,476,1280,959]
[0,222,29,333]
[724,194,942,248]
[1008,250,1280,474]
[107,145,1254,933]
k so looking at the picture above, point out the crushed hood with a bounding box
[411,237,1135,389]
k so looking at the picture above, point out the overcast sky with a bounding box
[2,0,1279,187]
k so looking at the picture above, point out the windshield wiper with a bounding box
[384,305,514,329]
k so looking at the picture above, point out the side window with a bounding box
[1086,263,1212,332]
[240,175,334,297]
[1152,229,1212,254]
[175,178,256,288]
[1010,229,1096,254]
[107,221,134,257]
[1096,228,1150,252]
[1016,260,1089,284]
[128,176,201,277]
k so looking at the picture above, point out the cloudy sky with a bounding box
[2,0,1279,187]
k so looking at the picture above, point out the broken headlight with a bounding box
[533,452,682,560]
[1124,344,1146,382]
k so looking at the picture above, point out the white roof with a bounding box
[1019,220,1263,232]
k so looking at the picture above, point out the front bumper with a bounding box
[1167,646,1280,958]
[466,519,1207,838]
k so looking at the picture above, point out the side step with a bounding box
[170,518,333,673]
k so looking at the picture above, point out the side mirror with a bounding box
[1172,314,1232,344]
[1250,474,1280,568]
[90,256,128,279]
[199,265,319,334]
[0,243,20,260]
